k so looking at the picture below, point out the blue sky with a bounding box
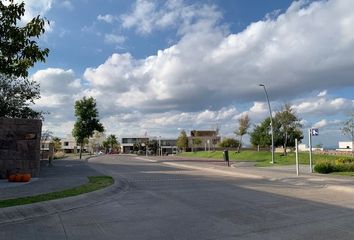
[19,0,354,147]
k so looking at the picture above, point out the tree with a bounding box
[176,130,188,151]
[52,137,62,152]
[342,114,354,155]
[192,138,202,152]
[275,104,303,155]
[104,134,119,152]
[0,0,49,78]
[235,114,251,153]
[0,74,42,118]
[72,97,104,159]
[147,139,159,155]
[219,138,240,148]
[250,117,272,150]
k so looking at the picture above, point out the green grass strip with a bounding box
[330,172,354,177]
[0,176,114,208]
[178,150,352,167]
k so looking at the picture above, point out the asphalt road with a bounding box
[1,154,354,240]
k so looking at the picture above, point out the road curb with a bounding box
[0,177,128,225]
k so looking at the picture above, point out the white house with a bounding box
[336,141,353,151]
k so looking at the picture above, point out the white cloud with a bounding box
[97,14,117,23]
[104,34,126,44]
[293,97,354,116]
[317,90,327,97]
[31,0,354,146]
[313,119,341,128]
[84,0,354,115]
[121,0,222,35]
[13,0,53,23]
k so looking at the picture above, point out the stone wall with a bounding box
[0,118,42,179]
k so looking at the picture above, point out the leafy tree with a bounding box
[176,130,188,151]
[235,114,251,153]
[102,134,119,153]
[72,97,104,159]
[147,139,158,155]
[192,138,202,152]
[250,117,272,149]
[275,104,303,155]
[52,137,62,152]
[0,74,41,118]
[219,138,240,148]
[0,0,49,78]
[342,114,354,155]
[105,134,118,149]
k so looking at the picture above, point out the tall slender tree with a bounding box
[342,114,354,155]
[275,104,303,155]
[176,130,188,152]
[235,114,251,153]
[72,97,104,159]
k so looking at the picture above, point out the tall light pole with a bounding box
[259,84,275,164]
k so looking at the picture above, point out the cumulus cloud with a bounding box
[313,119,341,128]
[31,68,83,133]
[13,0,52,23]
[293,97,354,116]
[84,0,354,116]
[121,0,222,35]
[32,0,354,144]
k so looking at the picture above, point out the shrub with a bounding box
[314,160,354,174]
[219,138,240,148]
[335,158,354,164]
[54,151,65,159]
[314,161,335,174]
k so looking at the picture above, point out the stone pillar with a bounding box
[0,118,42,178]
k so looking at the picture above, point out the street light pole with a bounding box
[259,84,275,164]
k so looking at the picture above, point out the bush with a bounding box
[314,160,354,174]
[54,151,65,159]
[219,138,240,148]
[314,161,335,174]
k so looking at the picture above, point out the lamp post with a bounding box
[259,84,275,164]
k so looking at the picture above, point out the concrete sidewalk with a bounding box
[141,156,354,193]
[0,159,99,200]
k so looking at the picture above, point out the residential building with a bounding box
[188,130,221,151]
[61,135,79,153]
[121,137,149,153]
[160,139,177,155]
[336,141,353,151]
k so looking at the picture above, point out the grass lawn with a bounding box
[0,176,114,208]
[178,150,349,167]
[330,172,354,177]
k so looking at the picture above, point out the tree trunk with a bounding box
[237,135,243,153]
[79,142,83,159]
[283,131,288,156]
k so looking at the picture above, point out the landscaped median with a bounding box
[177,151,354,175]
[0,176,114,208]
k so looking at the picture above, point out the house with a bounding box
[121,137,149,154]
[298,144,323,152]
[188,130,221,151]
[160,139,177,155]
[336,141,353,151]
[61,135,79,153]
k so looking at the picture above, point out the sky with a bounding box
[16,0,354,147]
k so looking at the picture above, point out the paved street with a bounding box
[1,154,354,239]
